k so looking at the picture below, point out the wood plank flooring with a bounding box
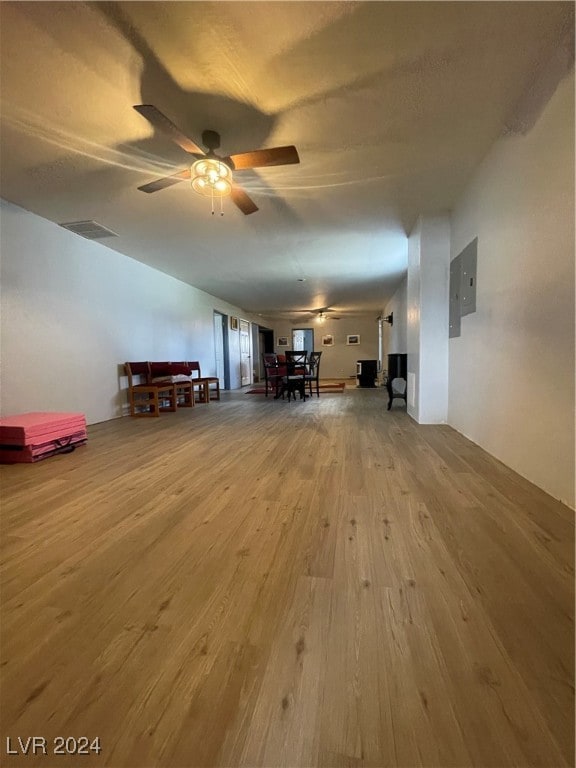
[0,388,573,767]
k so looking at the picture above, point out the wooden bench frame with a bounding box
[124,361,221,416]
[172,361,220,404]
[148,362,194,410]
[125,362,177,417]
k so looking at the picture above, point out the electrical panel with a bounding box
[460,237,477,316]
[449,237,478,337]
[449,254,462,338]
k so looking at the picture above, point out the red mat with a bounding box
[0,411,87,463]
[316,383,346,392]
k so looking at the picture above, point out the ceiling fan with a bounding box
[133,105,300,215]
[292,307,342,321]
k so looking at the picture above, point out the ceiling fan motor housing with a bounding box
[202,130,221,151]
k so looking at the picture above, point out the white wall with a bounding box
[419,215,450,424]
[0,201,258,424]
[383,278,407,358]
[268,315,379,379]
[406,214,450,424]
[449,70,575,507]
[407,223,422,416]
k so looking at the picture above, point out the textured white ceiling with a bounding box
[0,1,572,316]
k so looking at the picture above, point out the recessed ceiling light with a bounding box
[297,278,306,282]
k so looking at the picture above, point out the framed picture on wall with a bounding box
[230,316,239,331]
[277,336,289,346]
[322,334,334,346]
[346,334,360,345]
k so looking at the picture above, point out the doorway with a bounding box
[239,319,252,386]
[292,328,314,354]
[257,327,274,380]
[213,311,230,390]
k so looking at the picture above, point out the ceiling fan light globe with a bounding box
[191,177,208,195]
[191,158,232,198]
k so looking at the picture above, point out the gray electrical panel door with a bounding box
[460,237,477,316]
[450,237,478,338]
[449,254,462,338]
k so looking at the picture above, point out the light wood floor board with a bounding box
[0,389,573,767]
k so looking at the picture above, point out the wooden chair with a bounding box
[174,381,194,408]
[124,362,177,417]
[305,351,323,397]
[284,351,308,401]
[186,361,221,404]
[149,362,194,408]
[262,353,281,397]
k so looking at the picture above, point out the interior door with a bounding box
[213,312,225,387]
[239,319,251,386]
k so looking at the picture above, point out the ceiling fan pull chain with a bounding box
[220,196,224,216]
[211,185,215,216]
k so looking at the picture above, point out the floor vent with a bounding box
[58,220,118,240]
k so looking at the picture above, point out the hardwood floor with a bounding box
[0,389,573,767]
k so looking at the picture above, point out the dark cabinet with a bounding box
[356,359,378,388]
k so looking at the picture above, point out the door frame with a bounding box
[213,311,230,390]
[239,318,252,387]
[291,327,315,354]
[256,326,274,380]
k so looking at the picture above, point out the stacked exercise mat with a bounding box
[0,412,87,463]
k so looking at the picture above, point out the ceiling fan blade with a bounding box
[231,186,259,215]
[226,145,300,171]
[137,168,191,193]
[294,306,334,314]
[133,105,204,156]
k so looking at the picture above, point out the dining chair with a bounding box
[262,353,281,397]
[305,351,323,397]
[284,351,308,401]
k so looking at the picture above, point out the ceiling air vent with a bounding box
[58,220,118,240]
